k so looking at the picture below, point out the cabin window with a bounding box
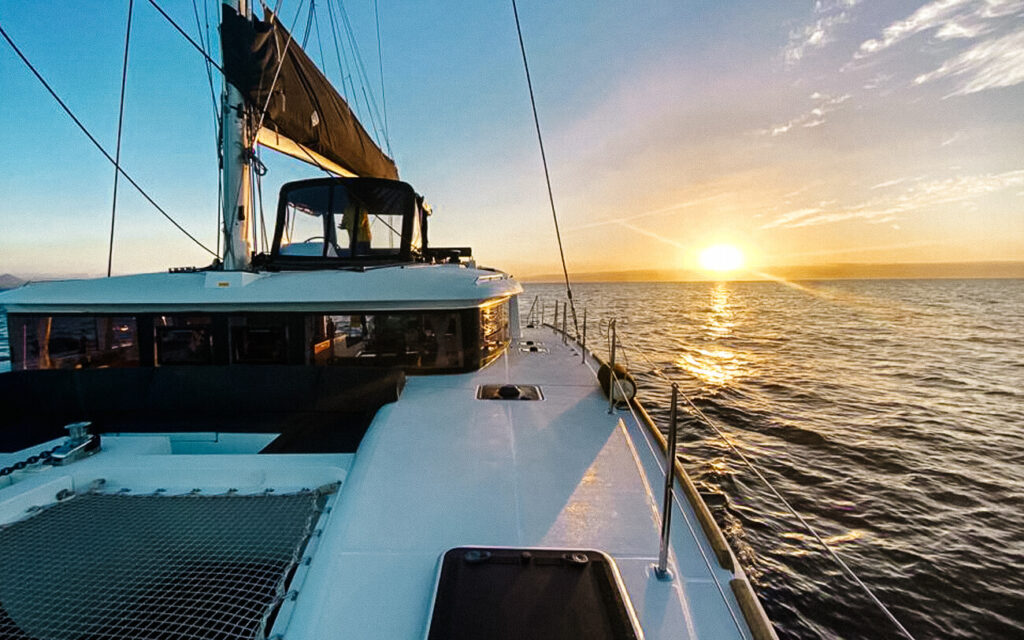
[479,300,510,366]
[311,311,466,370]
[154,315,214,365]
[229,316,290,364]
[278,185,340,257]
[8,315,139,370]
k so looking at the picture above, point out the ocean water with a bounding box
[2,279,1022,639]
[524,279,1024,640]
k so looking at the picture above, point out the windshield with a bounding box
[274,178,418,261]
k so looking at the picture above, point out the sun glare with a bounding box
[699,244,744,272]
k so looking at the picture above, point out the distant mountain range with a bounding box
[520,261,1024,282]
[0,274,25,291]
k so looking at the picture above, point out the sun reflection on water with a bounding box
[675,283,758,387]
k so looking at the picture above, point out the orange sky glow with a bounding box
[1,1,1022,280]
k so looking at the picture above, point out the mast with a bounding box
[220,0,253,270]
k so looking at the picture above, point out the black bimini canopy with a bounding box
[221,6,398,180]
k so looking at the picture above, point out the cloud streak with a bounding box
[784,1,861,64]
[853,0,1024,95]
[757,92,851,136]
[856,0,977,57]
[914,27,1024,95]
[762,169,1024,229]
[564,194,728,232]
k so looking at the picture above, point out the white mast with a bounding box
[220,0,253,271]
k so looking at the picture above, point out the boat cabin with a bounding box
[6,302,510,374]
[4,178,518,375]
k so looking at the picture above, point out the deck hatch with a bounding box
[0,490,329,640]
[476,384,543,401]
[427,547,641,640]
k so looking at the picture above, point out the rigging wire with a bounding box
[301,0,315,48]
[191,0,221,130]
[0,21,218,258]
[325,0,360,116]
[373,0,391,156]
[253,0,307,137]
[145,0,225,76]
[106,0,134,278]
[191,0,223,260]
[510,0,579,338]
[609,329,918,640]
[334,0,388,151]
[255,148,269,251]
[311,0,328,73]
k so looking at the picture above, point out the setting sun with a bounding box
[699,245,745,272]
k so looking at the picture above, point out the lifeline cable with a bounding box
[510,0,579,338]
[107,0,134,277]
[610,329,918,640]
[0,21,218,258]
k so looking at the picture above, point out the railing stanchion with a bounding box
[656,383,680,579]
[553,301,558,331]
[607,319,617,414]
[562,302,567,343]
[581,307,587,363]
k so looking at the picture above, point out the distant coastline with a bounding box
[520,261,1024,283]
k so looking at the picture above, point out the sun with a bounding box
[699,244,745,272]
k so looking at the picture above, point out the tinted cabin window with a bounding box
[9,316,139,370]
[229,316,289,364]
[312,312,465,370]
[154,316,214,365]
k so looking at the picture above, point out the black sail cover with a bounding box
[221,6,398,179]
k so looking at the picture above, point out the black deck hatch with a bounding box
[427,547,641,640]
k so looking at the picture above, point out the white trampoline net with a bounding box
[0,490,329,640]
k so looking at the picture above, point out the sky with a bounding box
[1,0,1022,279]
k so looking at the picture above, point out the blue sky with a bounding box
[1,0,1022,277]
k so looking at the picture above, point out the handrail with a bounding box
[533,299,919,639]
[608,320,918,640]
[536,304,771,639]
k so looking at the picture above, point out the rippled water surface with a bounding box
[1,279,1022,638]
[524,279,1023,640]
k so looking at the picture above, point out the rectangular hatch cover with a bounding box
[427,547,641,640]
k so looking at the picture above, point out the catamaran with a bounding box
[0,3,775,638]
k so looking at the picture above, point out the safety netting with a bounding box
[0,489,330,639]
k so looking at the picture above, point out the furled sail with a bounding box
[221,6,398,180]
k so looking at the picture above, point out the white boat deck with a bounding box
[0,324,756,639]
[289,323,753,639]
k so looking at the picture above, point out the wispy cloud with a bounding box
[914,27,1024,95]
[856,0,978,58]
[785,0,861,64]
[863,72,895,89]
[762,169,1024,228]
[757,92,851,136]
[870,177,909,189]
[852,0,1024,95]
